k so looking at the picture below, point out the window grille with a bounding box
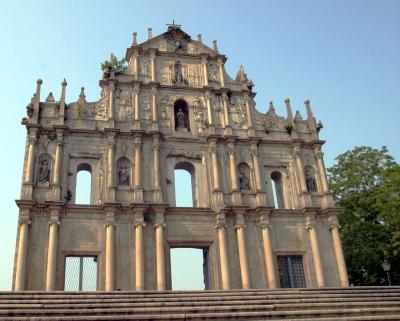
[277,255,306,288]
[64,256,97,291]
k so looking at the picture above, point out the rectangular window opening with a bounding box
[170,247,209,290]
[64,255,97,291]
[277,255,306,288]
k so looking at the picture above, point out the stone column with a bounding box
[45,211,60,291]
[151,86,158,123]
[209,141,220,191]
[205,91,213,127]
[218,58,225,88]
[202,56,209,86]
[216,212,230,290]
[244,95,254,136]
[25,135,37,183]
[228,142,241,205]
[251,143,267,206]
[14,213,30,291]
[133,85,140,128]
[105,220,115,291]
[222,93,231,132]
[134,210,145,290]
[293,146,311,207]
[329,217,349,287]
[52,135,63,200]
[150,52,156,82]
[260,213,277,288]
[133,136,143,202]
[153,135,162,202]
[235,212,251,289]
[107,141,115,189]
[108,83,114,120]
[314,146,329,193]
[133,51,139,80]
[155,210,166,290]
[306,215,325,288]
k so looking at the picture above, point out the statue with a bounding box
[176,107,186,129]
[118,164,130,186]
[305,170,316,192]
[38,159,50,184]
[239,171,250,190]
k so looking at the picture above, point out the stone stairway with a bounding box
[0,286,399,320]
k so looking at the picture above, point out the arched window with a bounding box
[116,157,131,187]
[237,162,252,191]
[174,162,195,207]
[75,163,92,205]
[174,99,190,132]
[271,171,285,209]
[37,153,52,185]
[304,166,317,192]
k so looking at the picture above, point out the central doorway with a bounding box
[170,247,210,290]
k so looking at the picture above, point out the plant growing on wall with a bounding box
[285,124,293,134]
[101,53,127,73]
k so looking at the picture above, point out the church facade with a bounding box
[13,25,349,291]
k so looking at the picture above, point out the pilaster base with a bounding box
[212,191,224,207]
[52,185,61,201]
[108,119,115,128]
[224,126,232,136]
[21,183,33,200]
[133,188,143,203]
[107,187,116,202]
[232,191,242,206]
[153,189,163,203]
[256,192,267,206]
[208,126,216,135]
[152,122,159,132]
[247,127,255,137]
[133,120,141,130]
[321,192,334,208]
[300,192,312,208]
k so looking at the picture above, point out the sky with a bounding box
[0,0,399,290]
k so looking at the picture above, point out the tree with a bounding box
[328,146,399,285]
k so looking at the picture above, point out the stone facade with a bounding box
[13,25,348,291]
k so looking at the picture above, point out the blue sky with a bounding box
[0,0,399,290]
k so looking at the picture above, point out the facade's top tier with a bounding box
[22,25,322,143]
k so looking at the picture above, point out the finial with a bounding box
[147,27,153,40]
[61,78,67,86]
[269,101,275,110]
[132,32,137,45]
[213,40,218,53]
[197,34,202,43]
[36,79,43,85]
[284,98,290,104]
[304,99,310,105]
[80,87,85,97]
[45,92,55,103]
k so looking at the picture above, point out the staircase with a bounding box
[1,287,399,320]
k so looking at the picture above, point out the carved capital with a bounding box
[218,58,224,66]
[305,214,317,230]
[328,216,340,230]
[222,92,228,101]
[133,84,140,94]
[19,217,31,226]
[250,144,258,157]
[259,213,271,229]
[215,212,227,229]
[28,135,38,145]
[235,212,246,229]
[133,51,140,58]
[201,57,208,64]
[151,86,158,95]
[315,150,323,160]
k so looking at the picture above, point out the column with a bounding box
[222,93,230,129]
[107,141,115,189]
[155,210,166,290]
[133,136,143,202]
[150,52,156,82]
[251,144,263,192]
[314,146,329,193]
[216,212,230,290]
[45,212,60,291]
[205,92,213,127]
[202,57,209,86]
[108,84,114,120]
[293,146,310,208]
[105,222,115,291]
[210,141,220,190]
[133,85,140,123]
[235,212,250,289]
[306,215,325,288]
[228,145,238,191]
[134,211,145,290]
[244,95,253,130]
[25,135,37,183]
[151,87,158,123]
[329,218,349,287]
[133,51,139,80]
[53,139,62,186]
[153,136,162,202]
[218,58,225,88]
[260,214,277,288]
[15,216,30,291]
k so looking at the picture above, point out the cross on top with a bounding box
[166,20,181,29]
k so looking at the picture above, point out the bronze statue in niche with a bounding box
[38,158,50,184]
[174,99,190,132]
[239,171,250,190]
[305,169,317,192]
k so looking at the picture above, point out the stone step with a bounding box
[0,307,399,321]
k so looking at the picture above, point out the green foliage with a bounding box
[101,53,127,73]
[47,131,57,141]
[328,146,399,285]
[284,124,293,133]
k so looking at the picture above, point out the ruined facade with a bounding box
[13,26,348,291]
